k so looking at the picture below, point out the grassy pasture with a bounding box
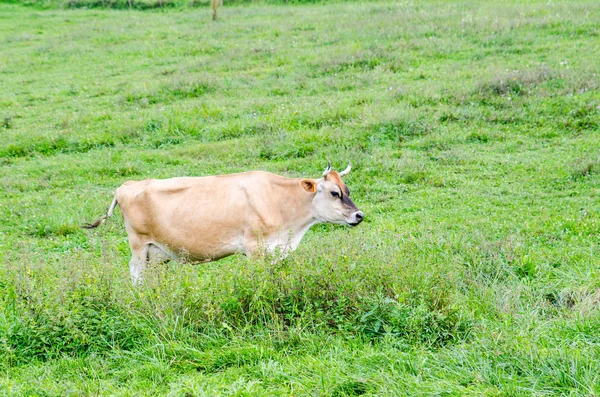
[1,0,600,395]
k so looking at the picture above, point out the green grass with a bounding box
[1,0,600,395]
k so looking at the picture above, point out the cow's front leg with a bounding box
[243,239,293,263]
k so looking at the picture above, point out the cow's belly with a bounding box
[154,227,245,262]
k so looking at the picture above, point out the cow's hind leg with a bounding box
[130,243,174,284]
[129,245,149,285]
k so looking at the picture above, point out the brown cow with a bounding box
[83,162,364,283]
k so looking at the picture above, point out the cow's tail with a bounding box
[82,195,118,229]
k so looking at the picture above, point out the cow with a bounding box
[83,162,364,283]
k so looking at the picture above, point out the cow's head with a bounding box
[301,161,364,226]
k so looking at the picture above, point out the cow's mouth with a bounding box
[347,222,360,227]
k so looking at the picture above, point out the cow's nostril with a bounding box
[355,212,364,221]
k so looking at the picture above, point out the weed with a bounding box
[2,117,13,129]
[477,67,559,97]
[570,158,600,181]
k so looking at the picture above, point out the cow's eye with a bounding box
[331,191,340,198]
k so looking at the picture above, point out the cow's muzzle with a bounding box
[347,211,364,226]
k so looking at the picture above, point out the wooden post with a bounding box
[211,0,218,21]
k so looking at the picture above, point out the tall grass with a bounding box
[1,234,472,366]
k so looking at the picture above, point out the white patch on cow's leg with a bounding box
[129,245,150,285]
[264,227,312,261]
[129,257,146,285]
[244,231,295,262]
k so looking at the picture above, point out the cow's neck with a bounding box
[286,181,319,229]
[274,178,320,249]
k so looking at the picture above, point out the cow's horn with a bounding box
[339,161,352,177]
[322,160,332,177]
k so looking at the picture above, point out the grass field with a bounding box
[1,0,600,395]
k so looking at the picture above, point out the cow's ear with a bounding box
[300,179,317,193]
